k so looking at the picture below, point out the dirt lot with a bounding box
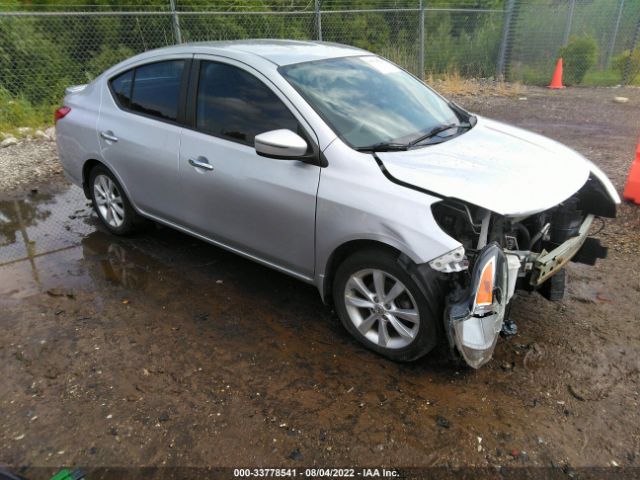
[1,87,639,478]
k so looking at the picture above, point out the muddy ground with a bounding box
[1,87,639,478]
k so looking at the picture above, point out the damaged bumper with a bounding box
[530,214,595,286]
[444,214,606,369]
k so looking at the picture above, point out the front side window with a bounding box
[280,56,462,149]
[196,61,298,145]
[129,60,185,121]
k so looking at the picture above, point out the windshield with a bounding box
[279,56,462,149]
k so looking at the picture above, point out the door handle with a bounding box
[100,131,119,142]
[188,157,214,171]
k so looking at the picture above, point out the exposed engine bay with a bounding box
[429,173,616,368]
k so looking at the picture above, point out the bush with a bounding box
[612,49,640,85]
[559,36,598,85]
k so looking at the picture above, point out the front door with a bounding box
[178,58,320,278]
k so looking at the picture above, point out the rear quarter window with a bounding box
[110,70,133,109]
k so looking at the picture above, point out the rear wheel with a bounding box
[89,165,141,235]
[332,248,443,361]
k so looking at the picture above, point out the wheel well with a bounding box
[323,240,403,304]
[82,159,103,198]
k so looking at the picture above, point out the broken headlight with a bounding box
[447,243,509,369]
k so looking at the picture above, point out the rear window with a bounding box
[109,60,185,122]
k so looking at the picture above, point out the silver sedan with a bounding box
[56,40,619,368]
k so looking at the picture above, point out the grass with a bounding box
[0,90,54,137]
[426,70,527,97]
[582,70,623,86]
[581,69,640,87]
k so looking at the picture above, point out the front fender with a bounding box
[315,138,460,298]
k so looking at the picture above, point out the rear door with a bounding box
[97,57,190,222]
[178,56,321,279]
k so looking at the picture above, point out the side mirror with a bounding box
[254,129,308,159]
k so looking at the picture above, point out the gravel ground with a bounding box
[0,86,639,479]
[0,138,62,193]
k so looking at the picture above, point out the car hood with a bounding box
[376,116,593,216]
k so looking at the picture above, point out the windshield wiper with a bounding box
[408,122,471,147]
[355,121,473,152]
[355,142,409,152]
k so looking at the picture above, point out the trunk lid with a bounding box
[65,84,88,95]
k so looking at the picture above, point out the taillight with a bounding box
[54,106,71,123]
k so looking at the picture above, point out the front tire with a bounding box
[332,248,443,362]
[89,165,141,235]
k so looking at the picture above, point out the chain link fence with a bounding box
[1,1,639,130]
[506,0,640,85]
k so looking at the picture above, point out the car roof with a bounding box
[154,39,369,66]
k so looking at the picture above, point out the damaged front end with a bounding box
[429,172,618,369]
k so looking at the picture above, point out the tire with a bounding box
[89,165,141,235]
[333,248,444,362]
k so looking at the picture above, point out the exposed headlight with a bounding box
[447,243,508,369]
[429,246,468,273]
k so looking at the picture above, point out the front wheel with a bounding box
[332,249,443,362]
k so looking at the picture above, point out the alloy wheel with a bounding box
[343,269,420,349]
[93,174,125,228]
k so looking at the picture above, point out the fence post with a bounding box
[623,15,640,84]
[419,0,425,79]
[169,0,182,44]
[496,0,515,80]
[562,0,576,47]
[605,0,625,68]
[315,0,322,41]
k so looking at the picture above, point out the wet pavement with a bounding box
[1,87,640,475]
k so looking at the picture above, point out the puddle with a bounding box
[0,186,93,298]
[0,185,162,299]
[0,187,92,263]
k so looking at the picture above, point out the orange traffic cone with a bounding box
[623,138,640,204]
[548,58,565,89]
